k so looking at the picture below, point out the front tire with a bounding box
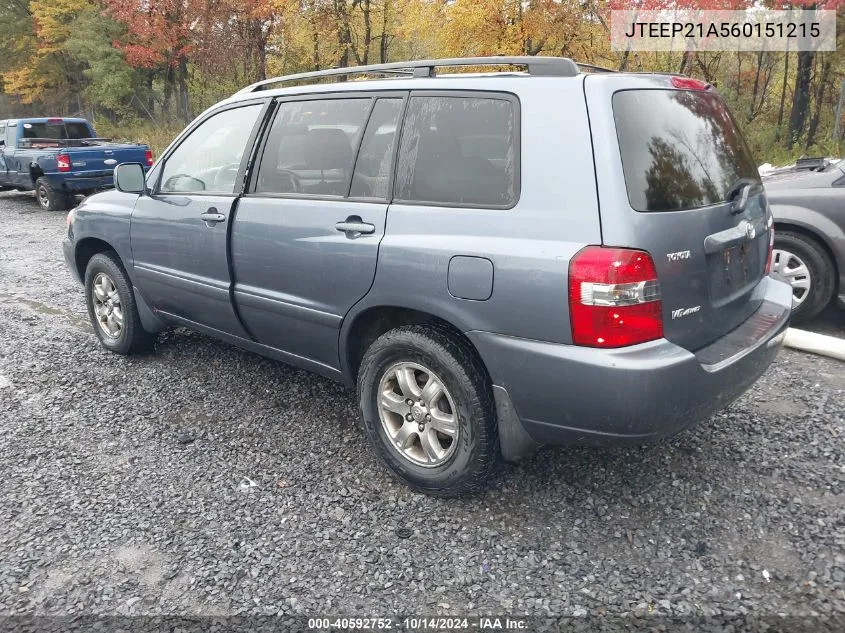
[84,252,154,354]
[772,230,835,323]
[35,176,71,212]
[357,323,499,497]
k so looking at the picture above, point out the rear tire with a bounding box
[357,323,499,497]
[35,176,71,212]
[84,252,154,354]
[772,230,835,323]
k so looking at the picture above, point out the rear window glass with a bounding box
[613,90,759,212]
[21,121,92,140]
[395,95,518,208]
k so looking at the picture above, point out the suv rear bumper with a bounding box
[467,275,792,453]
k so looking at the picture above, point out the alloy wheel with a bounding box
[377,362,459,467]
[91,272,124,338]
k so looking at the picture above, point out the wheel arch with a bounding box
[340,304,491,385]
[774,220,841,293]
[74,237,120,281]
[29,162,44,187]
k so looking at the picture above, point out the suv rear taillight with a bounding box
[57,153,71,172]
[145,149,153,166]
[765,218,775,274]
[568,246,663,348]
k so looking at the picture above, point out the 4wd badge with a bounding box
[671,306,701,319]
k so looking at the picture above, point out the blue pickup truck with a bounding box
[0,117,151,211]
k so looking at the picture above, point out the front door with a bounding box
[130,101,266,337]
[231,94,405,369]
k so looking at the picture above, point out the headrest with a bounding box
[304,128,352,170]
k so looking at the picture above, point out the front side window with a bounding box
[255,98,371,196]
[395,95,518,207]
[160,104,262,194]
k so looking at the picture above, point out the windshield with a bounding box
[613,89,759,212]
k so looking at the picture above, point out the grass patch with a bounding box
[93,121,182,158]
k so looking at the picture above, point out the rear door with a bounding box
[231,92,406,369]
[585,75,770,351]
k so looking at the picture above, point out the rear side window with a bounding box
[256,98,371,197]
[350,98,402,199]
[395,95,518,208]
[613,90,759,212]
[5,125,15,147]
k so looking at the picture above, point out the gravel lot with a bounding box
[1,191,844,629]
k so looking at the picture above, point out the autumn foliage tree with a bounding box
[0,0,843,161]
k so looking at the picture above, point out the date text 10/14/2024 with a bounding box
[307,617,528,631]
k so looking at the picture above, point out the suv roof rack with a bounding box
[577,63,617,73]
[236,56,581,94]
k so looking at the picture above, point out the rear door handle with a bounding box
[335,216,375,236]
[201,207,226,227]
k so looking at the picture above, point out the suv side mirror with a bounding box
[114,163,146,194]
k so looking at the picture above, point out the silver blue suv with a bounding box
[63,57,792,496]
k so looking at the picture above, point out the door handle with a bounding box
[200,208,226,227]
[335,216,375,236]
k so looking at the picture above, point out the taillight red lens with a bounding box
[765,224,775,274]
[671,76,709,91]
[145,149,153,166]
[56,153,71,172]
[568,246,663,348]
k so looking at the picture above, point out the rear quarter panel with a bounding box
[342,77,602,353]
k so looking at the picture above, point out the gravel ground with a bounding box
[1,191,844,629]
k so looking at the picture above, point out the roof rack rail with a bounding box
[236,56,580,94]
[576,63,617,73]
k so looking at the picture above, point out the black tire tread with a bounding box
[84,252,154,354]
[35,176,71,212]
[775,229,835,323]
[357,322,500,498]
